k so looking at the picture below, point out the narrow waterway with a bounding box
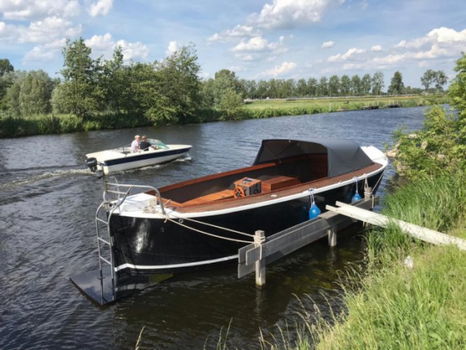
[0,107,425,349]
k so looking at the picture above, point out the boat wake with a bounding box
[0,167,92,191]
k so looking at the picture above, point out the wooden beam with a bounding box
[238,197,377,279]
[327,201,466,251]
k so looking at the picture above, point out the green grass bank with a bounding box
[0,94,447,138]
[239,94,447,119]
[298,174,466,350]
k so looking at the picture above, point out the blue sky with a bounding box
[1,0,465,87]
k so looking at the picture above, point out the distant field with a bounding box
[241,95,446,114]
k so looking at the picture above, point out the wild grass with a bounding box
[254,174,466,350]
[0,112,151,138]
[307,174,466,350]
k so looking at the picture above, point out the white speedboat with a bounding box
[85,139,192,175]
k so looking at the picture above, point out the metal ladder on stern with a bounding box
[94,179,167,304]
[94,180,131,304]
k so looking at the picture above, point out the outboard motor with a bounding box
[86,157,98,172]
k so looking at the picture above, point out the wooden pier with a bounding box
[238,196,377,286]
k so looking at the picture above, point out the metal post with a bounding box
[254,230,266,287]
[327,228,337,247]
[364,184,372,200]
[364,183,373,228]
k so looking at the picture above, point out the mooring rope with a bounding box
[370,172,384,195]
[164,216,253,244]
[169,215,256,238]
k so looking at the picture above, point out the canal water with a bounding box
[0,107,425,349]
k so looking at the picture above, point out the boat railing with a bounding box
[103,179,166,215]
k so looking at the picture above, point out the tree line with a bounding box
[0,39,449,125]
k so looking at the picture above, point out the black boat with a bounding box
[72,139,387,304]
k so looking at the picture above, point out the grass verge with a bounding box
[240,95,448,119]
[309,174,466,350]
[1,94,448,138]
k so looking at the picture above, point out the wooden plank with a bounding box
[327,201,466,251]
[238,197,377,279]
[245,219,330,265]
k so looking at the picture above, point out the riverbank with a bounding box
[307,173,466,349]
[0,94,447,138]
[240,94,446,119]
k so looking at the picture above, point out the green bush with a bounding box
[393,106,466,178]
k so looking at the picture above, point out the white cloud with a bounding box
[235,53,254,61]
[23,39,66,62]
[208,25,257,42]
[0,0,80,20]
[252,0,345,29]
[232,35,286,53]
[428,26,466,43]
[328,47,365,62]
[23,16,81,43]
[263,61,297,77]
[166,41,179,56]
[327,27,466,72]
[88,0,113,17]
[85,33,149,62]
[116,40,149,61]
[0,16,81,44]
[85,33,114,51]
[321,40,335,48]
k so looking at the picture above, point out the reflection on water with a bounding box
[0,107,425,349]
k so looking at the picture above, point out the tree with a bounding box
[421,69,436,91]
[388,71,404,95]
[307,78,318,96]
[217,88,243,119]
[296,79,307,97]
[5,72,25,115]
[340,75,351,96]
[328,75,340,96]
[0,58,15,106]
[449,53,466,120]
[318,77,328,96]
[203,69,243,114]
[155,45,202,123]
[100,46,127,112]
[433,71,447,92]
[57,38,102,118]
[371,72,384,95]
[351,75,361,95]
[0,59,14,76]
[361,74,372,95]
[18,70,54,116]
[421,69,448,92]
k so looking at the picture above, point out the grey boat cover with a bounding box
[253,139,374,177]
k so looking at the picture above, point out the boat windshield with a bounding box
[147,139,169,149]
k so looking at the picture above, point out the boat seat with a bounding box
[261,176,300,192]
[182,189,235,206]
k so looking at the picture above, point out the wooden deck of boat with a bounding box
[159,162,383,213]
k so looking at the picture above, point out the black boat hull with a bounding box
[110,173,382,277]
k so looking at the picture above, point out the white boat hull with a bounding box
[86,144,191,175]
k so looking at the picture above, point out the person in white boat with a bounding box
[139,135,152,151]
[131,135,140,152]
